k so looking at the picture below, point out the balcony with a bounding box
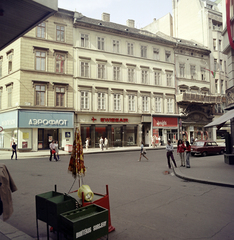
[176,93,221,104]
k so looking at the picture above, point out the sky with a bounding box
[58,0,173,28]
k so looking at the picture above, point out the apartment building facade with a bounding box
[73,13,179,147]
[0,9,74,151]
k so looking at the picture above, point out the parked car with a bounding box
[191,140,225,157]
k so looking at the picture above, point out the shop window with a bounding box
[81,62,89,77]
[97,37,105,50]
[128,68,135,82]
[113,93,121,111]
[35,50,46,71]
[81,34,89,47]
[141,70,148,84]
[113,40,120,53]
[113,66,120,81]
[127,42,134,55]
[155,97,162,113]
[154,71,161,85]
[98,92,105,110]
[56,87,65,107]
[56,25,65,42]
[128,95,135,111]
[55,53,65,73]
[98,64,106,79]
[142,96,149,112]
[141,45,147,58]
[81,91,89,109]
[37,22,45,38]
[153,48,159,60]
[35,85,46,106]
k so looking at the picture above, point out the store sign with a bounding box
[153,117,178,127]
[100,118,128,123]
[18,110,74,128]
[0,110,18,129]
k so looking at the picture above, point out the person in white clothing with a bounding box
[99,137,104,151]
[104,138,108,150]
[85,138,89,151]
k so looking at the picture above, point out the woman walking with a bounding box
[185,141,191,168]
[177,139,185,167]
[166,140,177,169]
[138,141,148,161]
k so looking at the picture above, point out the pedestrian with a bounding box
[177,139,185,167]
[49,140,57,161]
[158,136,161,146]
[166,140,177,169]
[99,137,104,151]
[138,141,148,161]
[151,136,155,148]
[185,141,191,168]
[85,138,89,151]
[104,137,108,150]
[11,142,17,160]
[55,141,59,160]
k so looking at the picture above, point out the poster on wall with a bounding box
[23,132,29,139]
[65,132,71,138]
[22,141,28,148]
[48,136,53,142]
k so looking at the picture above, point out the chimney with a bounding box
[102,12,110,22]
[126,19,135,28]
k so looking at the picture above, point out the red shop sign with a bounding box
[100,118,128,123]
[153,117,178,127]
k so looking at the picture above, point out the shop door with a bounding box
[38,129,58,149]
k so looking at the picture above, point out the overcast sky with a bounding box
[58,0,173,28]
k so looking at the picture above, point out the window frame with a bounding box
[35,84,46,106]
[97,63,106,79]
[179,63,185,78]
[35,50,46,71]
[128,67,135,83]
[80,91,89,110]
[128,95,135,112]
[37,22,46,38]
[167,98,173,113]
[113,93,121,111]
[55,53,65,74]
[142,96,149,112]
[7,85,12,108]
[8,52,13,74]
[0,88,2,109]
[166,72,172,87]
[141,70,149,84]
[190,65,196,79]
[113,40,120,53]
[55,86,65,107]
[81,33,89,48]
[141,45,147,58]
[153,48,160,60]
[97,92,106,110]
[113,65,121,81]
[165,51,171,62]
[56,25,65,42]
[97,37,105,50]
[0,58,2,78]
[127,42,134,55]
[80,61,90,78]
[155,97,162,113]
[154,71,161,85]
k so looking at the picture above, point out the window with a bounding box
[142,70,148,84]
[167,98,173,113]
[154,71,161,85]
[81,91,89,109]
[215,79,218,93]
[165,51,171,62]
[224,61,227,73]
[56,87,65,107]
[97,37,105,50]
[153,48,159,60]
[179,64,185,77]
[113,66,120,81]
[56,25,65,42]
[127,43,134,55]
[166,73,172,86]
[114,94,121,111]
[8,53,13,74]
[81,34,89,47]
[36,51,46,71]
[201,67,206,81]
[7,86,12,108]
[220,60,223,71]
[128,95,135,111]
[37,22,45,38]
[98,93,106,110]
[98,64,105,79]
[81,62,89,77]
[221,80,224,94]
[155,97,161,113]
[113,40,119,53]
[219,40,222,51]
[213,39,216,50]
[128,68,135,82]
[142,96,148,112]
[190,65,196,79]
[0,59,2,78]
[55,53,65,73]
[214,59,217,71]
[180,89,186,94]
[141,46,147,58]
[35,85,45,106]
[0,89,2,109]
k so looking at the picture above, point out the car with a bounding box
[191,140,225,157]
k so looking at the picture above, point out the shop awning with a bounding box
[204,109,234,128]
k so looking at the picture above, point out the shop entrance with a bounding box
[38,129,58,149]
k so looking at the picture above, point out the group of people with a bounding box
[166,139,191,169]
[151,135,161,148]
[49,140,59,161]
[99,137,108,151]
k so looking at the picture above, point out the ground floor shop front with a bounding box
[0,110,74,151]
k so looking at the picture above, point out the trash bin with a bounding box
[60,204,108,240]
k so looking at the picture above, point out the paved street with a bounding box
[1,149,234,240]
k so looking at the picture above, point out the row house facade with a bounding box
[0,9,74,151]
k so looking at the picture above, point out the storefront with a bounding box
[77,114,142,148]
[152,116,179,145]
[0,110,74,151]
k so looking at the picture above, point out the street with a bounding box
[2,149,234,240]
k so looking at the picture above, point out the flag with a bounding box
[211,71,216,78]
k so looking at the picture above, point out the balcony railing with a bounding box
[176,93,222,104]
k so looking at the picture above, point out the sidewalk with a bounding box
[0,146,234,240]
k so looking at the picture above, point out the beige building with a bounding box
[0,9,74,151]
[73,13,179,147]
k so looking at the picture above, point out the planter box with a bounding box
[60,204,108,240]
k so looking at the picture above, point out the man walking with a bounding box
[11,142,17,160]
[49,140,58,161]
